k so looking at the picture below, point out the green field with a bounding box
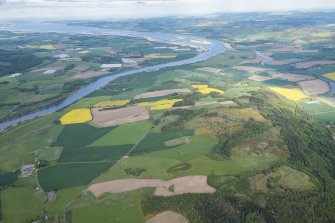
[52,124,114,149]
[0,171,17,186]
[52,124,133,162]
[37,162,113,190]
[145,135,217,162]
[312,111,335,123]
[93,156,181,182]
[130,129,194,155]
[0,187,44,223]
[45,186,84,214]
[298,101,335,113]
[89,121,151,147]
[71,203,145,223]
[0,113,63,171]
[173,155,280,177]
[36,147,63,161]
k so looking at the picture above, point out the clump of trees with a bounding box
[124,168,146,176]
[160,109,203,131]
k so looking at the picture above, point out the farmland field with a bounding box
[0,187,44,223]
[38,162,114,190]
[94,100,130,108]
[59,108,92,125]
[269,87,308,101]
[312,111,335,123]
[71,203,145,223]
[1,11,335,223]
[89,121,151,147]
[130,130,194,155]
[323,72,335,81]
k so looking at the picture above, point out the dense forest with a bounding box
[142,90,335,223]
[0,49,43,76]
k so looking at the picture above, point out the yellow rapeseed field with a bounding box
[138,99,182,110]
[269,87,307,101]
[0,36,20,40]
[192,84,224,94]
[19,44,55,50]
[79,50,91,54]
[59,109,92,125]
[323,72,335,81]
[94,100,130,108]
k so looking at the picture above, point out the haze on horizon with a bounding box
[0,0,335,20]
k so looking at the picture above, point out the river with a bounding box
[0,22,226,130]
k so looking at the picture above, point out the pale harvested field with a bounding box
[240,55,264,64]
[224,43,234,50]
[268,45,318,53]
[191,39,211,45]
[266,60,291,65]
[90,106,150,127]
[196,67,222,74]
[134,89,191,99]
[164,136,191,147]
[88,175,215,197]
[233,66,268,73]
[269,45,302,52]
[298,79,330,95]
[248,75,273,82]
[316,96,335,108]
[194,101,220,106]
[219,101,238,106]
[31,66,64,73]
[272,73,315,82]
[295,61,335,69]
[73,70,109,79]
[247,42,276,50]
[146,211,188,223]
[171,101,238,110]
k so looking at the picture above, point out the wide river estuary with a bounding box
[0,22,226,130]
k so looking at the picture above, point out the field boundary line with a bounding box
[124,130,151,156]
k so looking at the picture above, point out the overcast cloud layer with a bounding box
[0,0,335,20]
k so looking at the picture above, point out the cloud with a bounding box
[0,0,334,20]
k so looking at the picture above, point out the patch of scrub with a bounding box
[249,166,316,192]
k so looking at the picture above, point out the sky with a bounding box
[0,0,335,20]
